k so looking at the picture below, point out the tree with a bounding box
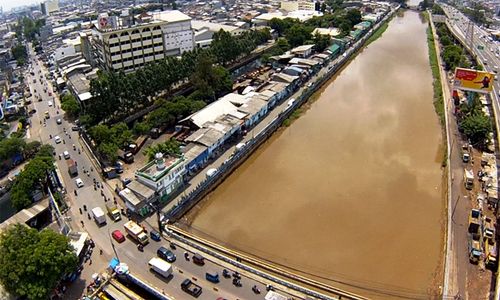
[321,2,327,13]
[460,112,492,147]
[24,141,41,158]
[11,43,27,66]
[0,224,77,300]
[277,38,290,52]
[285,24,312,47]
[442,45,463,70]
[144,139,181,161]
[313,32,331,52]
[60,94,80,117]
[133,121,151,135]
[0,137,26,160]
[345,9,362,26]
[99,142,119,163]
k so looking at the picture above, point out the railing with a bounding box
[166,226,367,300]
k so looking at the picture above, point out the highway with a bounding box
[23,44,300,300]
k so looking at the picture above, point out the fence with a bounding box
[165,8,396,222]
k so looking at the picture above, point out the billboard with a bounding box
[453,67,494,93]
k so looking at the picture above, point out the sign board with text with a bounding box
[453,67,494,94]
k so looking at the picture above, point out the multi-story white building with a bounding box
[135,153,186,202]
[280,0,316,12]
[90,10,194,73]
[40,0,59,15]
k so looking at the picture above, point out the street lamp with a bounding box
[107,228,120,260]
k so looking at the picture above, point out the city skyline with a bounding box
[0,0,39,12]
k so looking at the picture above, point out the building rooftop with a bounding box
[119,188,142,206]
[192,20,240,33]
[136,155,184,183]
[312,27,341,37]
[152,10,192,23]
[126,180,155,200]
[186,127,226,147]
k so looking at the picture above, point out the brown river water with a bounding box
[187,10,445,299]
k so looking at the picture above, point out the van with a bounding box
[192,253,205,266]
[205,271,219,283]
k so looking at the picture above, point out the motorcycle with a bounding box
[222,269,231,278]
[232,279,242,287]
[169,242,176,250]
[137,244,144,252]
[252,285,261,294]
[74,190,78,196]
[83,205,87,211]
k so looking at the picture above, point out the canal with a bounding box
[186,9,444,299]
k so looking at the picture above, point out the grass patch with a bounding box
[426,16,447,167]
[364,10,397,47]
[283,109,303,127]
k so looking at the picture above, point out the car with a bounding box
[75,178,84,188]
[157,246,176,262]
[71,126,80,131]
[28,109,36,115]
[63,151,70,159]
[56,118,62,125]
[54,135,61,144]
[150,230,161,242]
[48,101,53,107]
[112,230,126,243]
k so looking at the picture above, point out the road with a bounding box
[436,5,500,299]
[24,42,299,300]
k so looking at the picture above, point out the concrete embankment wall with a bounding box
[166,7,398,222]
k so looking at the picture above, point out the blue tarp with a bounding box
[109,257,120,269]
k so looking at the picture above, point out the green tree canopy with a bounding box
[60,93,81,117]
[144,139,181,161]
[313,32,331,52]
[460,112,492,147]
[0,224,78,300]
[11,43,27,66]
[0,137,26,160]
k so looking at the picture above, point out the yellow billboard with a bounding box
[453,67,494,93]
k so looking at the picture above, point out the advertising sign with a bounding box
[454,67,494,93]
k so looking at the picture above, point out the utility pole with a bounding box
[465,19,475,54]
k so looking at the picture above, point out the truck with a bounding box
[106,202,121,222]
[468,233,483,264]
[483,216,495,242]
[468,209,481,237]
[124,220,149,245]
[92,207,106,226]
[117,149,134,164]
[148,257,172,278]
[461,143,470,162]
[181,279,202,297]
[485,241,497,268]
[67,159,78,177]
[464,169,474,190]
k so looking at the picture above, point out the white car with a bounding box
[54,135,61,144]
[63,151,70,159]
[75,178,84,188]
[48,101,53,107]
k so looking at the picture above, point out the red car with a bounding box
[112,230,125,243]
